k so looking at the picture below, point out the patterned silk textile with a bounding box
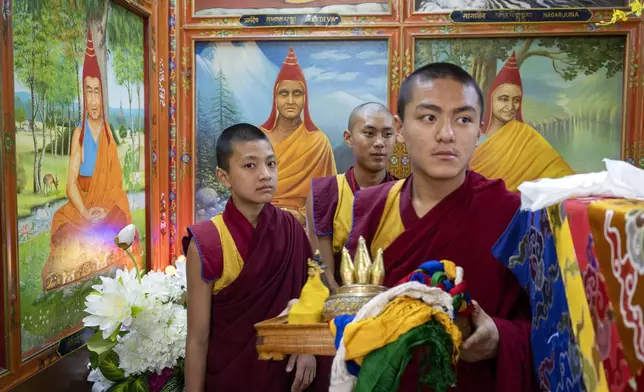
[588,199,644,385]
[565,199,632,391]
[546,203,608,392]
[493,208,585,392]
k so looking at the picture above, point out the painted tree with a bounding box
[13,6,55,193]
[19,0,113,117]
[414,37,624,98]
[196,90,216,189]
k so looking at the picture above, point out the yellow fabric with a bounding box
[441,260,456,280]
[371,180,406,256]
[211,214,244,294]
[342,297,462,365]
[332,174,355,253]
[547,204,608,392]
[288,271,330,324]
[470,120,574,191]
[262,123,337,214]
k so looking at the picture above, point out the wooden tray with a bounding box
[255,316,335,360]
[255,314,472,360]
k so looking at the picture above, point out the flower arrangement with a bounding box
[83,224,188,392]
[597,0,643,25]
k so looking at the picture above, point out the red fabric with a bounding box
[261,47,318,133]
[565,198,632,392]
[482,51,523,135]
[348,171,535,391]
[79,29,110,145]
[183,203,312,391]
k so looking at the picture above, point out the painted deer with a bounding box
[43,174,59,195]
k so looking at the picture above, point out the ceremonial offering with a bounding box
[322,237,388,322]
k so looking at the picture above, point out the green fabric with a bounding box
[354,320,456,392]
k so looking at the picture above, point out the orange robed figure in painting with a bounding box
[260,47,336,224]
[469,51,574,191]
[42,30,137,291]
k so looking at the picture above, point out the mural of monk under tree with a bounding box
[195,40,388,224]
[13,0,145,355]
[43,30,140,291]
[414,36,624,190]
[193,0,389,16]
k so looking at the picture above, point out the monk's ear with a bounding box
[215,167,232,189]
[394,115,405,144]
[343,130,352,147]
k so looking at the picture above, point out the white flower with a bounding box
[83,269,145,338]
[115,224,136,250]
[112,303,187,375]
[87,367,114,392]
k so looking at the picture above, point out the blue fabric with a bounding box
[332,315,360,377]
[79,119,98,177]
[417,260,444,276]
[492,209,584,392]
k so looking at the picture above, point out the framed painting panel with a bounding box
[0,0,161,388]
[403,0,631,23]
[396,23,643,182]
[181,0,401,28]
[175,28,400,252]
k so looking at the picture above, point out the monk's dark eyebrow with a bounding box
[266,154,276,161]
[454,105,477,114]
[416,103,442,112]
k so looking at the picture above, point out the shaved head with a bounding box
[348,102,392,131]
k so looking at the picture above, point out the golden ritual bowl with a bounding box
[322,284,387,322]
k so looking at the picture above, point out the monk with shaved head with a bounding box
[306,102,398,291]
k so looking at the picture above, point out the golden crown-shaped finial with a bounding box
[339,236,385,286]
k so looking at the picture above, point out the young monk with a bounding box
[306,102,397,290]
[346,63,536,391]
[184,123,316,392]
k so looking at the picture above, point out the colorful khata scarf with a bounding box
[329,260,474,392]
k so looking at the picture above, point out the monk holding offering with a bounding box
[306,102,397,291]
[260,46,336,224]
[346,63,536,391]
[184,123,317,392]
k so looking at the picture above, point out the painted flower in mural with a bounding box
[85,224,188,391]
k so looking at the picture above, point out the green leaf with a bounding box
[99,351,126,382]
[107,380,132,392]
[130,376,150,392]
[87,331,117,368]
[109,325,122,342]
[159,377,181,392]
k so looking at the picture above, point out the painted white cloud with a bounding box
[367,76,387,88]
[366,58,388,66]
[310,50,351,61]
[304,66,360,82]
[359,93,387,105]
[356,50,381,59]
[303,66,327,79]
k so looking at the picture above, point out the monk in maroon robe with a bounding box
[346,63,536,391]
[184,123,316,392]
[306,102,398,291]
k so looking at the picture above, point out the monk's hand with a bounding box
[278,298,299,317]
[460,300,499,362]
[287,354,316,392]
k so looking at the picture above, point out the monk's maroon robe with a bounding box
[347,171,536,392]
[311,167,397,276]
[183,199,311,391]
